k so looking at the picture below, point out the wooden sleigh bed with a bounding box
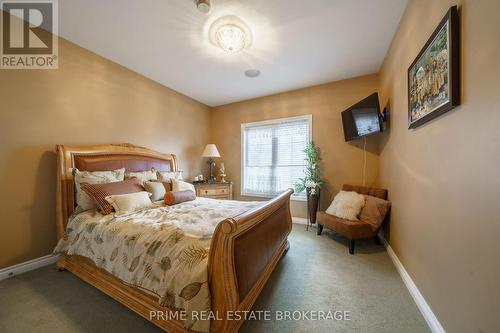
[55,143,293,333]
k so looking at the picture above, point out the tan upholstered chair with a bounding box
[317,184,388,254]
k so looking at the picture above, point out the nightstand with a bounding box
[194,182,233,200]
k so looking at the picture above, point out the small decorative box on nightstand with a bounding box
[193,182,233,200]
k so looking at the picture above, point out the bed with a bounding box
[55,143,293,333]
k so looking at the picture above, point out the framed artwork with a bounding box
[408,6,460,129]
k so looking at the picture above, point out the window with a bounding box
[241,115,311,199]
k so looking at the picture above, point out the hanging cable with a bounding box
[363,137,367,186]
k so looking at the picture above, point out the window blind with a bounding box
[242,116,311,198]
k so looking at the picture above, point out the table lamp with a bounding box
[202,144,220,183]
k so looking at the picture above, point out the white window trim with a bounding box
[240,114,312,201]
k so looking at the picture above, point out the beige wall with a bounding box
[210,74,381,218]
[378,0,500,331]
[0,37,210,268]
[3,4,500,330]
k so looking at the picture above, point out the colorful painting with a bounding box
[408,6,460,129]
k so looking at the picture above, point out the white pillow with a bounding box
[74,168,125,211]
[326,191,366,220]
[105,191,153,217]
[171,179,195,192]
[125,170,157,184]
[157,171,178,182]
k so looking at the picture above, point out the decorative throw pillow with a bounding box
[359,195,391,231]
[105,191,153,217]
[148,179,173,191]
[144,181,167,202]
[157,171,179,182]
[161,181,173,192]
[164,190,196,206]
[125,170,157,184]
[325,190,366,220]
[74,168,125,211]
[80,178,144,215]
[171,179,196,192]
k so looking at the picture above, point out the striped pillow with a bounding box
[80,178,144,215]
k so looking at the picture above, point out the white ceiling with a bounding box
[59,0,407,107]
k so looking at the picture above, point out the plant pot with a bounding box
[306,188,320,224]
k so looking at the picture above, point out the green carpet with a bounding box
[0,225,429,333]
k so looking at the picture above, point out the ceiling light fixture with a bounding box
[216,24,246,53]
[209,16,252,54]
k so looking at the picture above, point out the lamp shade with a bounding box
[202,144,221,158]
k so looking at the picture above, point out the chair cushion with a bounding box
[359,195,391,231]
[317,211,374,239]
[342,184,387,200]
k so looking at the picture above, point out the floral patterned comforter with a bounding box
[54,197,263,332]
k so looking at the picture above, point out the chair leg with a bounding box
[317,224,323,235]
[349,239,355,255]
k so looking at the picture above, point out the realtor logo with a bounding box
[1,0,58,69]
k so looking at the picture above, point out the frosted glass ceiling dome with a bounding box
[209,16,252,54]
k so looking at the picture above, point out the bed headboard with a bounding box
[55,143,177,239]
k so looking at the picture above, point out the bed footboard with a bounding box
[208,189,293,333]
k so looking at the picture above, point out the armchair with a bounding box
[317,184,389,254]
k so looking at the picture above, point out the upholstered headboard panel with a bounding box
[55,144,176,239]
[74,154,173,172]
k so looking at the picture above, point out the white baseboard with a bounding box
[0,254,60,281]
[382,238,445,333]
[292,217,308,225]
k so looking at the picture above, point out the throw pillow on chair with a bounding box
[325,190,365,220]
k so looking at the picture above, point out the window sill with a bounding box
[241,192,307,202]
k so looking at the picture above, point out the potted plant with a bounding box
[295,141,323,225]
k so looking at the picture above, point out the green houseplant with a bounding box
[295,141,323,224]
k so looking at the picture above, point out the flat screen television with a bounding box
[341,92,382,142]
